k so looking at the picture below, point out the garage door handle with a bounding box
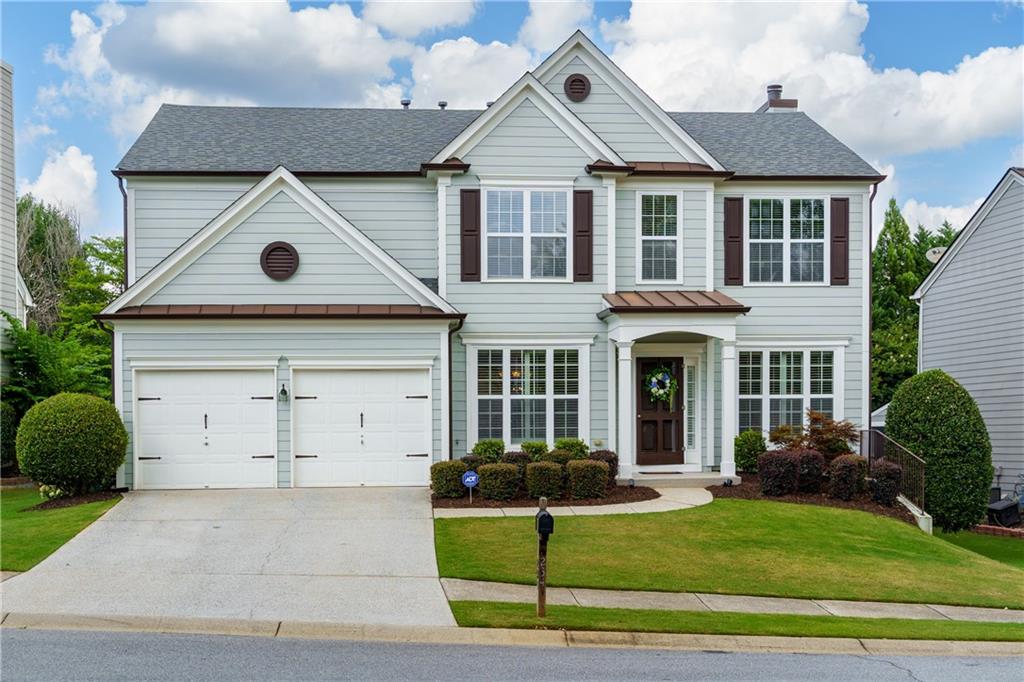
[406,453,429,458]
[251,455,274,459]
[294,396,318,400]
[250,396,274,400]
[139,456,162,461]
[405,395,429,399]
[295,454,318,459]
[137,397,161,401]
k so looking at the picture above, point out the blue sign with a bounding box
[462,471,479,488]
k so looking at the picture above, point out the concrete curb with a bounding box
[432,487,712,518]
[2,612,1021,657]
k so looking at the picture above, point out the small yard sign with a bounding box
[462,470,479,503]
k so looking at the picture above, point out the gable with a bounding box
[143,191,418,306]
[542,56,685,162]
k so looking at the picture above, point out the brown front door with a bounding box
[636,357,685,465]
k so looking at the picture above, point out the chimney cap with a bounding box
[767,84,783,100]
[438,100,448,110]
[400,98,411,109]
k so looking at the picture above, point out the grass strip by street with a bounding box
[435,499,1024,609]
[938,530,1024,570]
[450,600,1024,642]
[1,488,120,571]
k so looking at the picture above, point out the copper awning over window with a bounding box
[98,304,464,320]
[600,291,750,316]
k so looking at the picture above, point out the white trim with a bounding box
[436,176,450,299]
[430,73,625,166]
[128,356,281,369]
[109,319,452,334]
[704,188,714,292]
[114,329,125,488]
[717,184,872,195]
[103,166,458,315]
[605,312,739,345]
[705,338,715,468]
[917,297,924,373]
[479,176,579,187]
[480,186,574,283]
[862,189,871,428]
[459,332,596,346]
[913,169,1024,299]
[632,343,706,467]
[286,356,436,369]
[126,176,434,193]
[532,31,724,171]
[607,338,616,452]
[736,336,850,348]
[439,329,450,460]
[635,191,685,284]
[126,186,136,285]
[604,176,617,294]
[743,195,831,286]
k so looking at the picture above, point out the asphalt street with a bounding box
[2,629,1019,681]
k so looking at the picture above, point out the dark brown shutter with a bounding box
[830,197,850,285]
[572,190,593,282]
[460,189,481,282]
[723,197,743,285]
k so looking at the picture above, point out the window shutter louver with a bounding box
[830,197,850,285]
[573,190,593,282]
[460,189,481,281]
[724,197,743,285]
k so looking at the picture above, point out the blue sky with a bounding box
[2,1,1021,238]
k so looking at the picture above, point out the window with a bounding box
[473,347,584,445]
[747,198,827,284]
[484,189,569,280]
[685,365,697,449]
[737,349,837,436]
[638,193,682,282]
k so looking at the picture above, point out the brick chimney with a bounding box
[756,84,798,113]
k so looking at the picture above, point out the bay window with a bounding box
[737,348,838,436]
[484,189,569,280]
[747,198,827,284]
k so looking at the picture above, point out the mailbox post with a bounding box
[535,497,555,618]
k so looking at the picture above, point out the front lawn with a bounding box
[1,488,120,571]
[451,601,1024,642]
[938,530,1024,570]
[435,498,1024,609]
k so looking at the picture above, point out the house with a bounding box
[98,32,882,490]
[912,168,1024,494]
[1,61,35,380]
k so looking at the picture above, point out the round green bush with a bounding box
[567,460,608,499]
[500,451,531,488]
[886,369,993,531]
[541,449,573,466]
[526,461,562,499]
[1,401,18,473]
[460,454,483,470]
[16,393,127,496]
[478,463,520,501]
[470,439,505,463]
[734,430,766,474]
[758,451,799,496]
[554,437,589,460]
[588,450,618,486]
[431,460,467,498]
[520,441,549,460]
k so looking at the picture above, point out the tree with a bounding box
[58,236,125,348]
[16,196,82,332]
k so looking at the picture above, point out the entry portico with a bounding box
[600,291,750,480]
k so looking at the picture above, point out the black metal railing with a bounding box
[860,429,926,512]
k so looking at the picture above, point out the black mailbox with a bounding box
[535,509,554,537]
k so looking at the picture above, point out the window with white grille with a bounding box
[747,198,828,284]
[484,189,569,281]
[737,349,837,437]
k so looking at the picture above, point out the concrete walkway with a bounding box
[441,578,1024,624]
[433,487,711,518]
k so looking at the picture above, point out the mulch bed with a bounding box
[27,491,122,511]
[432,485,660,508]
[709,474,915,524]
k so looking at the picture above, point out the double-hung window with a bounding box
[737,349,838,435]
[484,189,569,280]
[472,347,584,446]
[747,198,827,284]
[637,193,682,282]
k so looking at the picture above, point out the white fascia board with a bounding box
[912,169,1023,300]
[459,332,596,346]
[102,166,458,315]
[429,73,625,167]
[16,270,33,307]
[533,31,724,171]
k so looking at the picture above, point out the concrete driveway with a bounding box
[1,488,455,627]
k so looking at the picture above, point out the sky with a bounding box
[2,0,1022,239]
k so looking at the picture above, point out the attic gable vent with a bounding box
[564,73,591,102]
[260,241,299,280]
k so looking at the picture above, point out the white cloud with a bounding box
[519,0,593,53]
[901,196,983,232]
[410,37,533,109]
[601,1,1023,160]
[363,0,477,38]
[16,123,56,145]
[18,145,99,228]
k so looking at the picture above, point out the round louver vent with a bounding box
[260,241,299,280]
[564,73,591,102]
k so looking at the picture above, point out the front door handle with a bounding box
[360,412,364,428]
[204,413,208,429]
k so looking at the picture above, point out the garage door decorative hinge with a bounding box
[295,454,318,459]
[405,395,429,399]
[405,453,429,458]
[250,455,274,459]
[137,397,161,401]
[250,395,274,400]
[294,396,318,400]
[139,456,162,460]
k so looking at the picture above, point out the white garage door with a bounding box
[134,369,277,489]
[292,369,431,487]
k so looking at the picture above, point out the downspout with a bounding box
[447,316,466,460]
[117,174,128,290]
[867,180,880,432]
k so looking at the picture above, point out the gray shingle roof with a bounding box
[117,104,879,178]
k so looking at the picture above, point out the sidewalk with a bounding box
[433,488,711,518]
[441,578,1024,624]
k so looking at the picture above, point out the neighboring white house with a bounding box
[98,32,883,491]
[912,167,1024,493]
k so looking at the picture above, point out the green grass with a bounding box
[938,530,1024,570]
[1,488,120,571]
[435,498,1024,609]
[450,601,1024,642]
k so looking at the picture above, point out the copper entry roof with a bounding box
[600,291,750,316]
[98,304,464,320]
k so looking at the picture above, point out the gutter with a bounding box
[447,316,466,461]
[117,176,128,290]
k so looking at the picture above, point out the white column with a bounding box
[606,338,617,453]
[604,176,617,294]
[436,176,451,299]
[720,340,737,477]
[616,341,635,476]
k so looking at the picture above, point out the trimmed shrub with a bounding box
[471,439,505,464]
[588,450,618,486]
[478,463,519,501]
[554,438,589,460]
[795,449,825,493]
[520,441,549,460]
[1,402,18,473]
[828,454,865,501]
[541,449,573,466]
[460,454,482,470]
[16,393,127,496]
[886,369,993,532]
[870,459,902,506]
[526,461,562,499]
[567,460,609,499]
[501,451,531,488]
[768,411,859,463]
[430,460,467,498]
[758,451,799,496]
[734,430,766,473]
